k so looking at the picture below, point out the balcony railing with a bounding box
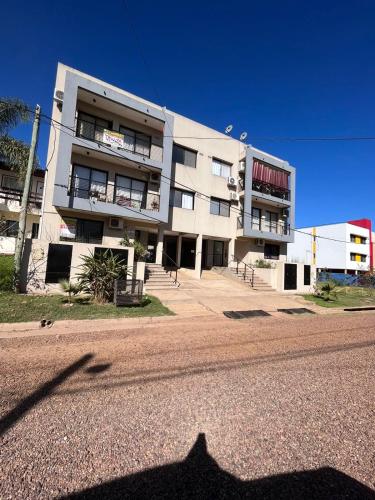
[237,214,290,235]
[68,177,160,212]
[76,117,153,159]
[0,186,43,209]
[252,180,290,201]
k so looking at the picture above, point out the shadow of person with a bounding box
[64,433,375,499]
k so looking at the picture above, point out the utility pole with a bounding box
[14,104,41,293]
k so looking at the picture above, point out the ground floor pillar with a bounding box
[156,226,164,265]
[194,234,203,279]
[176,234,182,267]
[228,238,235,267]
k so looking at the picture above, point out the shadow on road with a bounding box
[0,354,111,436]
[63,433,375,499]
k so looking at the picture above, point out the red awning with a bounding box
[253,160,289,190]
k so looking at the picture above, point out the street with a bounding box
[1,312,375,499]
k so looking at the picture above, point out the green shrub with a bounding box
[0,255,14,292]
[314,281,338,301]
[120,234,148,261]
[254,259,272,269]
[76,250,131,303]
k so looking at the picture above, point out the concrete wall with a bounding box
[255,262,316,293]
[21,239,135,293]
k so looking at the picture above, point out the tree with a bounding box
[0,98,39,178]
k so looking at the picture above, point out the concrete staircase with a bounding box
[144,263,180,290]
[231,267,275,292]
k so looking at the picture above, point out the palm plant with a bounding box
[315,281,338,302]
[76,250,130,303]
[59,279,82,304]
[0,98,39,178]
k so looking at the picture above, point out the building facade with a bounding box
[287,219,372,274]
[0,163,44,254]
[27,64,298,290]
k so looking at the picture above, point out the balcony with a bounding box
[252,180,290,201]
[68,169,160,213]
[76,115,163,162]
[237,214,290,236]
[0,186,43,210]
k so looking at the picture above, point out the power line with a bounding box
[41,113,359,245]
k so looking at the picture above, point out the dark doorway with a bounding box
[284,263,297,290]
[45,244,73,283]
[163,235,178,266]
[201,239,208,269]
[146,233,157,263]
[180,238,196,268]
[213,240,225,266]
[304,265,311,286]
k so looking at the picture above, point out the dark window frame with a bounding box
[304,265,311,286]
[212,157,232,178]
[264,243,280,260]
[169,188,195,210]
[60,218,104,244]
[45,243,73,284]
[119,125,152,158]
[210,197,230,217]
[3,220,19,237]
[31,223,39,239]
[76,111,112,141]
[70,164,108,200]
[172,144,197,168]
[350,234,367,244]
[114,174,147,209]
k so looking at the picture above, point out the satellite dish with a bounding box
[240,131,248,142]
[225,124,233,134]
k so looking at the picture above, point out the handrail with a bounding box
[231,255,255,288]
[161,251,181,287]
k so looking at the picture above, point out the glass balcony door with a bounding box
[71,165,107,200]
[115,175,147,209]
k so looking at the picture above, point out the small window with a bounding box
[212,158,231,178]
[60,218,103,244]
[304,265,311,286]
[264,243,280,260]
[252,207,261,230]
[31,223,39,239]
[172,144,197,168]
[350,253,367,263]
[210,197,230,217]
[115,175,147,209]
[350,234,367,244]
[1,175,23,191]
[169,188,194,210]
[2,220,19,237]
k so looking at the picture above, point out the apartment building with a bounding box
[287,219,373,274]
[24,63,302,291]
[0,162,44,254]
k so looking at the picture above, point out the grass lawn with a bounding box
[0,293,174,323]
[304,287,375,308]
[0,255,14,291]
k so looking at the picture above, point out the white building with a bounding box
[287,220,372,274]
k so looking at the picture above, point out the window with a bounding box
[31,223,39,239]
[252,207,261,230]
[2,220,19,237]
[210,197,230,217]
[350,253,367,263]
[94,247,128,265]
[264,243,280,260]
[304,265,311,286]
[350,234,367,244]
[76,112,111,142]
[45,244,72,283]
[71,165,107,200]
[169,188,194,210]
[172,144,197,168]
[60,218,103,244]
[115,175,147,209]
[119,126,151,157]
[1,175,23,191]
[212,158,231,178]
[264,211,278,233]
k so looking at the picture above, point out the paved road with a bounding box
[1,312,375,499]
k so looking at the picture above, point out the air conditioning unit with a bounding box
[230,192,240,201]
[239,161,246,172]
[255,238,265,247]
[109,217,123,230]
[150,173,160,183]
[54,89,64,103]
[227,176,237,187]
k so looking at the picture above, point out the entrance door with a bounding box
[180,238,196,268]
[213,240,224,266]
[284,263,297,290]
[146,233,157,263]
[163,236,178,266]
[201,239,208,269]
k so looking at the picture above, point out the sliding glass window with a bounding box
[115,175,147,209]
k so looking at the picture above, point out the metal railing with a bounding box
[252,218,290,235]
[252,180,290,201]
[162,251,180,287]
[0,186,43,208]
[232,255,255,287]
[76,117,152,158]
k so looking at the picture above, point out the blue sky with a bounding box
[2,0,374,227]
